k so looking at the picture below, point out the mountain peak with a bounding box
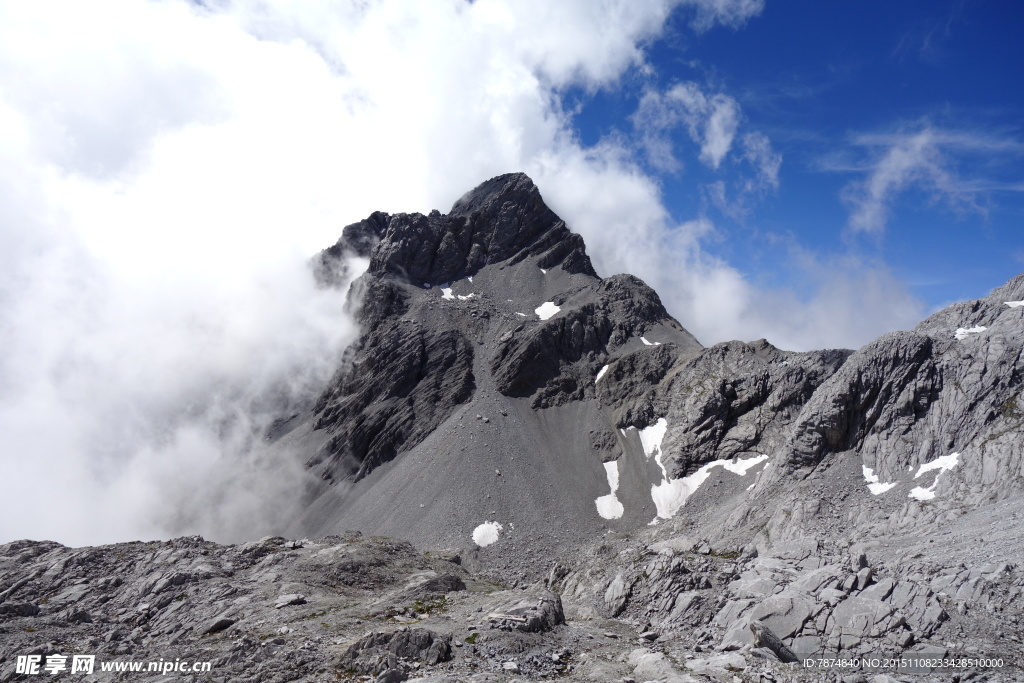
[448,171,540,217]
[320,173,596,287]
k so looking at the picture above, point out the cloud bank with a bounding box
[0,0,924,545]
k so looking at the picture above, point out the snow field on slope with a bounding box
[954,326,986,340]
[909,452,960,501]
[535,301,560,320]
[595,460,624,519]
[862,467,897,495]
[624,418,768,519]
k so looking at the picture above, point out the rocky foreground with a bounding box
[1,511,1022,682]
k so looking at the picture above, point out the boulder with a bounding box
[338,628,452,676]
[486,589,564,632]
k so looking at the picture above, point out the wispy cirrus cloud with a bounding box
[632,81,781,220]
[633,82,741,170]
[741,131,782,191]
[829,125,1024,235]
[680,0,764,32]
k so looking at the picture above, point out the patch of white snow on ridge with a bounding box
[595,460,624,519]
[472,521,503,547]
[467,276,473,283]
[441,286,454,300]
[650,454,771,520]
[595,365,610,384]
[640,337,662,346]
[954,326,986,340]
[638,418,668,465]
[515,312,527,317]
[721,454,769,475]
[1006,301,1024,308]
[633,418,769,519]
[862,466,897,495]
[540,267,547,274]
[535,301,560,320]
[915,452,960,478]
[457,293,475,300]
[909,452,960,501]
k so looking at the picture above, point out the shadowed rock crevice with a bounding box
[312,326,475,482]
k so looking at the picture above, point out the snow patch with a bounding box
[954,326,986,340]
[595,460,624,519]
[540,267,547,274]
[595,365,610,384]
[457,293,475,300]
[633,418,768,519]
[650,454,770,520]
[535,301,560,320]
[915,452,960,478]
[862,466,897,495]
[441,286,454,300]
[909,452,960,501]
[515,312,527,317]
[638,418,668,464]
[472,521,503,547]
[467,276,473,283]
[640,337,662,346]
[1006,301,1024,308]
[721,454,769,475]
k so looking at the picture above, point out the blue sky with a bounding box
[570,0,1024,307]
[1,0,1022,544]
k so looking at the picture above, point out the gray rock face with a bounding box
[0,535,474,683]
[485,589,565,633]
[284,173,708,552]
[293,177,1024,671]
[312,324,476,481]
[491,274,689,407]
[338,628,453,675]
[306,173,700,487]
[655,339,850,476]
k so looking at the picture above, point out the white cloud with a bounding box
[0,0,924,545]
[679,0,765,32]
[839,126,1024,235]
[634,82,741,170]
[703,131,781,218]
[742,131,782,191]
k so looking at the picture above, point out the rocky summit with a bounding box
[2,173,1023,682]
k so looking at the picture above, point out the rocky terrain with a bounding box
[2,173,1023,681]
